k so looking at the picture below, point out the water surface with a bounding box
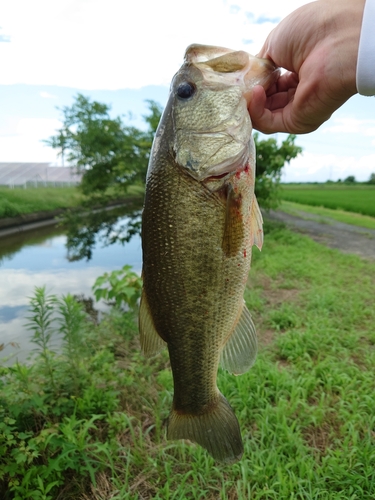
[0,220,142,363]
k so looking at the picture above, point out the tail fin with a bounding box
[167,393,243,463]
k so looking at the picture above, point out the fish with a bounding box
[139,44,278,463]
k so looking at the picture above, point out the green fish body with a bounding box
[140,44,278,463]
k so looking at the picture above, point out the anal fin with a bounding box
[139,289,167,357]
[220,302,257,375]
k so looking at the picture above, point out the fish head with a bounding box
[165,44,278,185]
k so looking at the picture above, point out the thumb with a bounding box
[248,85,277,134]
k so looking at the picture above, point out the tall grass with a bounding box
[280,185,375,217]
[0,186,83,218]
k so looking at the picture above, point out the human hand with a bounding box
[249,0,365,134]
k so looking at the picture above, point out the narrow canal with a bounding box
[0,213,142,363]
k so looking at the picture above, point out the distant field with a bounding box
[280,184,375,217]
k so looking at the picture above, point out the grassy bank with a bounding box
[280,184,375,217]
[1,221,375,498]
[279,200,375,230]
[0,186,83,218]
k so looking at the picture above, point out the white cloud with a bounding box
[0,135,59,163]
[283,151,375,183]
[0,117,19,137]
[0,267,106,308]
[1,0,373,183]
[40,91,57,99]
[324,117,375,135]
[0,0,310,89]
[16,118,61,136]
[224,0,308,19]
[0,118,62,162]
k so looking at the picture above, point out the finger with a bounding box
[269,72,299,94]
[248,86,289,134]
[261,73,298,101]
[265,88,296,112]
[249,85,300,134]
[248,85,267,120]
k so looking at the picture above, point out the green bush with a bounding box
[93,265,142,310]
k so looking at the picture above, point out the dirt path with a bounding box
[266,208,375,261]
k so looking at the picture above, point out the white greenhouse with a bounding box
[0,163,82,188]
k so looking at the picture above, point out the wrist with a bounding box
[320,0,365,98]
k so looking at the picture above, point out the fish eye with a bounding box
[176,82,196,99]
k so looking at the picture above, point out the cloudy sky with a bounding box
[1,0,375,182]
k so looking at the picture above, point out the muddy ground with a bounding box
[266,208,375,261]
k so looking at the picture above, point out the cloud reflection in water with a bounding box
[0,225,142,363]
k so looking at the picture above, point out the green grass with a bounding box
[0,186,83,218]
[282,184,375,190]
[280,184,375,217]
[279,200,375,230]
[2,222,375,498]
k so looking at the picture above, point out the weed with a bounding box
[56,294,89,395]
[269,303,299,331]
[25,287,57,390]
[93,265,142,310]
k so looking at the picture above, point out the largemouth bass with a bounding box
[140,44,278,463]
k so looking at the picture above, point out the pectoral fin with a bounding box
[250,196,263,250]
[139,290,167,357]
[220,302,257,375]
[222,185,244,257]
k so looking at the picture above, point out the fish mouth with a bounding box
[205,171,231,182]
[185,44,279,99]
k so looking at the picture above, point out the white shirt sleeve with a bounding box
[357,0,375,96]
